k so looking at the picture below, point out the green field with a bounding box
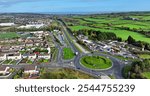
[64,14,150,43]
[80,56,112,70]
[0,32,20,39]
[142,72,150,79]
[63,47,75,60]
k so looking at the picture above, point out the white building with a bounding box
[28,54,37,60]
[7,54,22,60]
[0,54,7,61]
[18,24,45,29]
[38,54,50,59]
[47,47,51,54]
[0,23,15,26]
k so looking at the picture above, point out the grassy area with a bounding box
[64,14,150,43]
[26,60,33,64]
[138,54,150,59]
[80,56,112,70]
[39,68,95,79]
[70,25,150,43]
[51,47,58,62]
[64,27,83,53]
[0,32,20,39]
[10,60,18,65]
[142,72,150,79]
[63,47,75,60]
[114,55,134,61]
[38,59,49,63]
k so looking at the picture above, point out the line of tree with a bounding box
[123,59,150,79]
[127,35,150,50]
[74,29,118,41]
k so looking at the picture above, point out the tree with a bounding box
[127,36,135,44]
[117,37,122,42]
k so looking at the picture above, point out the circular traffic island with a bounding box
[80,56,112,70]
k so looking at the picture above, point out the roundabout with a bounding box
[80,55,113,70]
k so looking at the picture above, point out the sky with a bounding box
[0,0,150,13]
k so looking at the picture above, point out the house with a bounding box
[7,53,22,60]
[38,54,50,59]
[25,42,34,47]
[28,54,37,60]
[0,54,7,61]
[0,66,10,75]
[25,39,34,47]
[24,65,39,74]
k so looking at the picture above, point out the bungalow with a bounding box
[0,66,10,75]
[38,54,50,59]
[25,39,34,47]
[7,53,22,60]
[25,42,34,47]
[34,41,41,46]
[24,65,39,74]
[28,54,37,60]
[0,54,7,61]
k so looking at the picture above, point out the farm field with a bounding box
[0,32,20,39]
[64,14,150,43]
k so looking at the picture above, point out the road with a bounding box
[0,19,125,79]
[57,19,124,79]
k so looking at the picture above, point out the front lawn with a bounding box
[26,60,33,64]
[3,60,13,64]
[38,59,49,63]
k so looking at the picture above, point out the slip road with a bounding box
[15,84,70,93]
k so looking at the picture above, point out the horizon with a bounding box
[1,11,150,15]
[0,0,150,13]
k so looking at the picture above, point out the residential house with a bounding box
[24,65,39,74]
[7,53,22,60]
[0,54,7,61]
[28,54,37,60]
